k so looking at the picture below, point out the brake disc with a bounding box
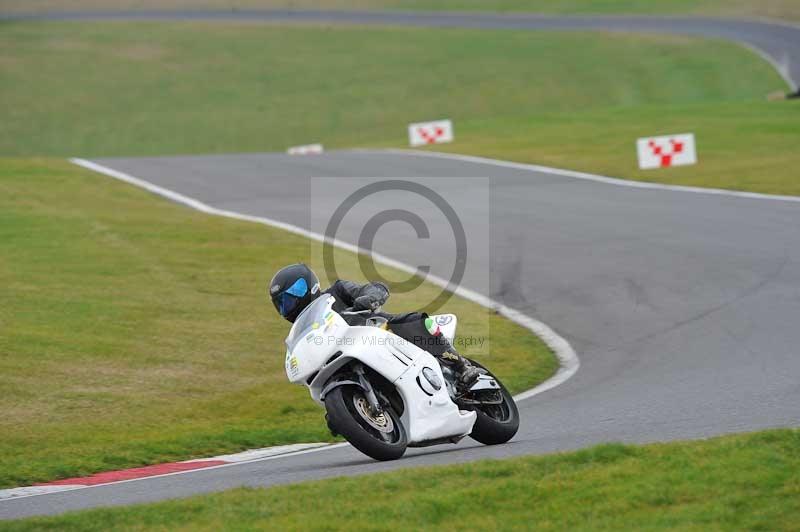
[353,395,394,433]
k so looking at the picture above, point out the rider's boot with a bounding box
[423,318,483,391]
[439,349,482,390]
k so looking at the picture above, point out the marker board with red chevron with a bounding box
[408,119,454,147]
[287,143,324,155]
[636,133,697,169]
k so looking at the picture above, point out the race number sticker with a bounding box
[408,119,454,147]
[636,133,697,169]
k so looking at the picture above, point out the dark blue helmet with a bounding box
[269,263,320,322]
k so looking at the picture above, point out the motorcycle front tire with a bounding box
[325,385,408,461]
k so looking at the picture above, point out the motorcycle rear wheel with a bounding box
[466,361,520,445]
[325,385,407,461]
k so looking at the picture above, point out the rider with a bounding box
[268,263,482,389]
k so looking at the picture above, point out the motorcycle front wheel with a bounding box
[324,385,407,461]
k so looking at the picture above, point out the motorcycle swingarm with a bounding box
[455,392,503,406]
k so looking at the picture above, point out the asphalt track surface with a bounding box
[4,9,800,89]
[3,10,800,521]
[3,149,800,519]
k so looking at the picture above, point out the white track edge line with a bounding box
[184,442,330,463]
[69,156,580,401]
[370,149,800,203]
[1,154,581,500]
[19,156,578,499]
[0,485,87,501]
[737,41,797,92]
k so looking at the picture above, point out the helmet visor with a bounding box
[278,278,309,317]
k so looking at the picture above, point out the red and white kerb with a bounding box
[0,443,331,500]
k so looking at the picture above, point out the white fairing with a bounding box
[284,297,476,444]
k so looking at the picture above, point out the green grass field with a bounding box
[3,0,800,21]
[7,428,799,530]
[1,22,796,196]
[0,158,556,488]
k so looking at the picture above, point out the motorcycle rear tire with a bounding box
[466,361,520,445]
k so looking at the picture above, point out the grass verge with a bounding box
[2,0,800,22]
[0,158,557,488]
[6,428,799,529]
[1,23,796,195]
[417,100,800,197]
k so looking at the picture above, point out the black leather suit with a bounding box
[322,280,451,358]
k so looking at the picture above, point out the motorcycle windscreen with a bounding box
[285,295,333,352]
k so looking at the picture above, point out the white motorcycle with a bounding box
[284,295,519,461]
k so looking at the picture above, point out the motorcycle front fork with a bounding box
[353,363,382,415]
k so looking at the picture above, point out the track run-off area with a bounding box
[1,10,800,520]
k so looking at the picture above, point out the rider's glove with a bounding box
[351,281,389,311]
[353,294,382,312]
